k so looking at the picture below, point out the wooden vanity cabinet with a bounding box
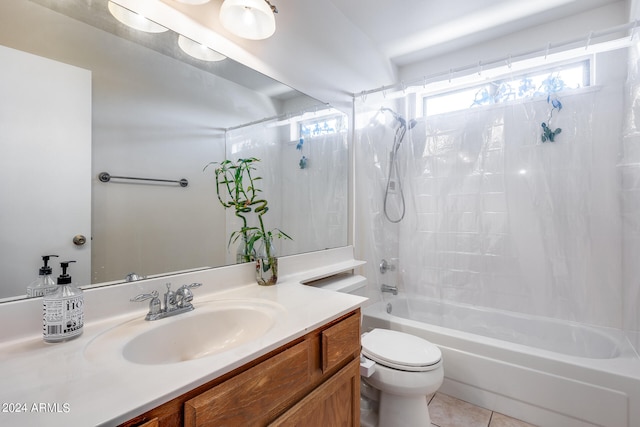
[120,309,361,427]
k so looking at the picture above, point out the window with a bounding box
[299,115,345,138]
[424,60,590,116]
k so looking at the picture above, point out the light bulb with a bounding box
[242,7,256,26]
[107,1,168,33]
[219,0,276,40]
[178,35,226,62]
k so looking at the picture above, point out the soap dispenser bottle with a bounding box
[27,254,59,298]
[43,261,84,343]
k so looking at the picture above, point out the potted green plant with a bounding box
[205,157,291,285]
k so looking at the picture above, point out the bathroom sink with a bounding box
[84,299,283,365]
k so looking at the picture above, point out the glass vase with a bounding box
[255,256,278,286]
[255,238,278,286]
[236,235,255,264]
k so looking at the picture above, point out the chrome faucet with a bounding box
[131,282,202,321]
[175,283,197,309]
[381,284,398,295]
[164,283,177,312]
[125,272,147,282]
[379,259,396,274]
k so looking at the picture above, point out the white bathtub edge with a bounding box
[438,345,628,427]
[362,302,640,427]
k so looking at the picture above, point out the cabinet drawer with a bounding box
[184,340,311,427]
[321,313,360,373]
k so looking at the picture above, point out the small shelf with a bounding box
[303,273,367,294]
[298,259,366,284]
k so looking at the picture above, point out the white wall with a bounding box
[399,2,629,85]
[0,45,91,298]
[632,0,640,19]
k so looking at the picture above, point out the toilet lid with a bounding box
[362,329,441,372]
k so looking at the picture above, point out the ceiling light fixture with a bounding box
[219,0,278,40]
[107,1,169,33]
[178,35,227,61]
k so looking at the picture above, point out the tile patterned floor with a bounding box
[428,393,537,427]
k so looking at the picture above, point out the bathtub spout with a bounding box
[381,284,398,295]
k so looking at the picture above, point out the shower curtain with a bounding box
[623,44,640,351]
[355,48,637,345]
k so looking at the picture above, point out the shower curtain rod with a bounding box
[355,20,639,99]
[225,102,332,132]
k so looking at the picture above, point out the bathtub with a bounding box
[362,297,640,427]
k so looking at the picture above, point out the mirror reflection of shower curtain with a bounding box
[225,118,349,264]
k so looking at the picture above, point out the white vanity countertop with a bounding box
[0,249,367,427]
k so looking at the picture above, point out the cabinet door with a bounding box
[321,312,360,373]
[269,357,360,427]
[137,418,159,427]
[184,340,311,427]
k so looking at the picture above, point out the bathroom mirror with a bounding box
[0,0,348,301]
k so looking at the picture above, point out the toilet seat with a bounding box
[362,329,441,372]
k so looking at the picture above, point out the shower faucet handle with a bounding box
[379,259,396,274]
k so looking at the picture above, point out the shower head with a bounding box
[379,107,415,130]
[379,107,404,127]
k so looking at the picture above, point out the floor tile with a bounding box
[489,412,537,427]
[429,393,492,427]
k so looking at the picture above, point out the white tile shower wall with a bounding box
[392,51,626,328]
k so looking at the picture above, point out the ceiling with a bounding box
[327,0,626,67]
[37,0,631,108]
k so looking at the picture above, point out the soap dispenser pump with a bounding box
[27,254,59,298]
[43,261,84,343]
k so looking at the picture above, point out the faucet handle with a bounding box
[176,283,201,308]
[380,259,396,274]
[179,282,202,290]
[130,290,161,317]
[130,290,159,302]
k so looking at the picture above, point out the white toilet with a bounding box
[308,271,443,426]
[360,328,444,427]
